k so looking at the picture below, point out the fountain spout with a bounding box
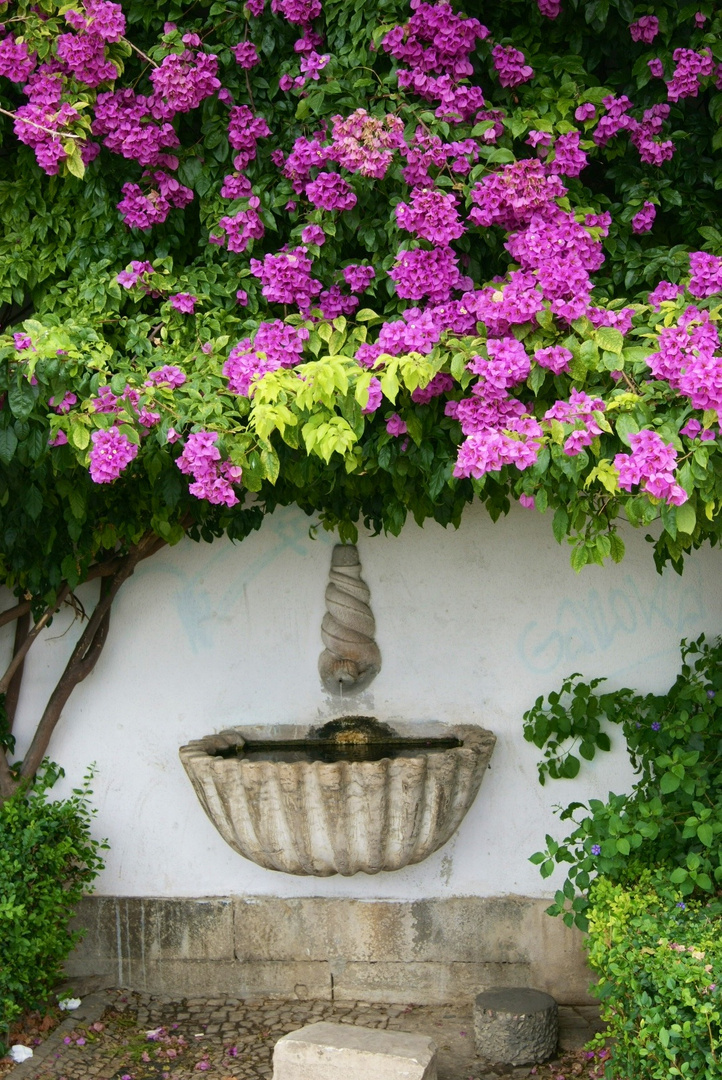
[318,544,381,695]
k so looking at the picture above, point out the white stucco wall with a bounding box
[8,502,722,900]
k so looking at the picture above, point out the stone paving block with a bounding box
[272,1021,437,1080]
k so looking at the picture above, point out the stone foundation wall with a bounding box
[67,895,594,1005]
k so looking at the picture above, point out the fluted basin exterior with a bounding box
[179,724,496,876]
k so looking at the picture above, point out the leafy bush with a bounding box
[526,634,722,930]
[586,873,721,1080]
[0,764,106,1054]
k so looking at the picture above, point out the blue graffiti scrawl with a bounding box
[518,568,710,676]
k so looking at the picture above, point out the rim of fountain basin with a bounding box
[179,717,496,876]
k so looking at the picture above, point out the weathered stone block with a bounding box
[272,1022,437,1080]
[473,987,558,1066]
[66,895,595,1005]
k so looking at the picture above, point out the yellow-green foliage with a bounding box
[587,873,721,1079]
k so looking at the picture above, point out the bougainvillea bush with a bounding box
[0,0,722,792]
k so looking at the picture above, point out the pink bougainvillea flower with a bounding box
[170,292,197,313]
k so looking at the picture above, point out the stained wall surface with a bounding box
[9,501,721,902]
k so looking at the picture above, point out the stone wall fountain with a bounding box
[179,544,496,876]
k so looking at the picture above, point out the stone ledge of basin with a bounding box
[178,721,496,876]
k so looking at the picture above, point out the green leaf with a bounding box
[675,502,696,535]
[24,485,43,520]
[69,419,90,451]
[594,326,624,355]
[65,145,86,180]
[552,507,569,544]
[570,545,588,573]
[8,381,35,422]
[660,772,681,794]
[0,427,18,465]
[609,533,625,564]
[260,447,280,484]
[697,823,714,847]
[615,414,639,446]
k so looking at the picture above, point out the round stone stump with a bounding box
[473,987,558,1066]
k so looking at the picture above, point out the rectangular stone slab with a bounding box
[272,1021,437,1080]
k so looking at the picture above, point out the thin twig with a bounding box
[0,106,82,140]
[124,38,158,67]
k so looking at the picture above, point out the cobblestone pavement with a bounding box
[5,989,604,1080]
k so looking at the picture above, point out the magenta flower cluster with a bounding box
[648,302,722,422]
[382,1,489,121]
[305,171,357,211]
[176,431,242,506]
[491,45,533,88]
[329,110,406,179]
[614,430,688,505]
[545,390,607,456]
[88,426,138,482]
[395,188,465,244]
[224,321,310,396]
[250,248,321,309]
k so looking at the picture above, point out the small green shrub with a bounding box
[526,636,722,1079]
[0,763,106,1053]
[587,873,721,1080]
[526,635,722,930]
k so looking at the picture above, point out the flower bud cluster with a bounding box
[389,245,470,303]
[305,170,356,211]
[218,205,265,252]
[594,96,674,166]
[688,252,722,298]
[227,105,271,170]
[449,336,543,479]
[667,48,714,102]
[631,201,656,234]
[629,16,659,44]
[491,45,533,88]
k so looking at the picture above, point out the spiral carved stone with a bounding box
[318,544,381,695]
[179,724,496,876]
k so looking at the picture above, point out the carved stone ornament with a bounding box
[318,544,381,695]
[179,721,496,876]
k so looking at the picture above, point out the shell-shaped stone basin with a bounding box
[179,718,496,876]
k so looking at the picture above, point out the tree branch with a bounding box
[19,532,161,781]
[0,600,31,629]
[0,587,69,696]
[0,750,17,801]
[5,609,30,733]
